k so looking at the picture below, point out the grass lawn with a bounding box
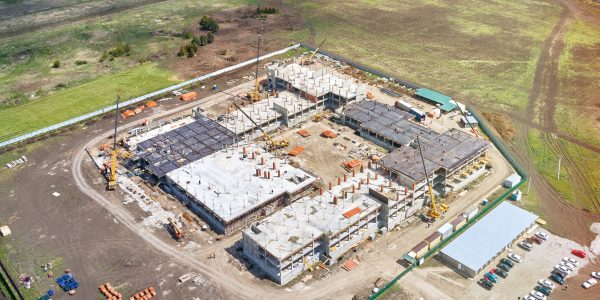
[279,0,560,111]
[0,63,178,142]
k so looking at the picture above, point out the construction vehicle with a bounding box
[302,38,327,65]
[230,101,289,151]
[303,258,314,272]
[168,217,184,241]
[247,34,263,102]
[416,135,448,221]
[107,96,120,191]
[312,113,323,122]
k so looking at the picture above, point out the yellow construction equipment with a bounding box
[247,34,263,102]
[416,135,448,220]
[107,96,120,191]
[312,113,323,122]
[168,217,184,241]
[302,38,327,66]
[303,258,314,272]
[231,101,288,151]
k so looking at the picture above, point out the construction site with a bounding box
[72,42,516,291]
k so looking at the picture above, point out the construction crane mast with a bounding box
[247,34,262,102]
[107,96,120,190]
[416,135,448,220]
[302,38,327,65]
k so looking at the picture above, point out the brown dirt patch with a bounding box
[482,112,516,141]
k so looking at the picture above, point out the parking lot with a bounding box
[401,228,595,299]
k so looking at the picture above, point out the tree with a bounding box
[191,36,200,46]
[52,60,60,68]
[124,43,132,56]
[199,15,219,32]
[183,30,193,39]
[199,35,207,46]
[206,32,214,44]
[186,45,195,58]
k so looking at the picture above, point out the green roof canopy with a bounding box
[415,88,457,112]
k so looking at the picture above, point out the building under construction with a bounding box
[242,167,421,285]
[377,128,490,197]
[165,143,316,234]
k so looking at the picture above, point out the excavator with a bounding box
[231,101,289,151]
[416,135,448,221]
[302,38,327,66]
[168,217,184,241]
[247,34,263,103]
[107,96,120,191]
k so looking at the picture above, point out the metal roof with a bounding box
[440,202,538,273]
[415,88,457,112]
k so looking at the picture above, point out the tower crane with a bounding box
[230,101,288,151]
[107,96,120,190]
[416,135,448,221]
[247,34,263,103]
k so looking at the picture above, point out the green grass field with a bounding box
[0,63,178,142]
[280,0,560,111]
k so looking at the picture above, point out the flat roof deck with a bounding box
[166,143,316,223]
[440,202,538,273]
[137,115,238,178]
[379,128,490,182]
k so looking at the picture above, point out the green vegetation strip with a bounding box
[0,260,21,300]
[371,108,528,299]
[0,63,178,142]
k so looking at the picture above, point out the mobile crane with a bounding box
[168,217,184,241]
[302,38,327,65]
[107,96,120,190]
[416,135,448,221]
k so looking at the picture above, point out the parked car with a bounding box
[535,231,549,240]
[500,258,515,268]
[523,296,537,300]
[494,268,508,278]
[519,241,533,251]
[591,272,600,279]
[496,263,510,273]
[560,262,576,271]
[478,278,493,290]
[583,278,597,289]
[538,279,556,290]
[530,236,543,244]
[530,290,547,300]
[554,264,571,275]
[550,273,565,285]
[534,285,552,296]
[563,257,579,266]
[508,253,523,263]
[485,272,499,283]
[571,249,586,258]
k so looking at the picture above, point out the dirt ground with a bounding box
[393,228,598,300]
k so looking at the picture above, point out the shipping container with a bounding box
[395,100,412,111]
[411,241,429,258]
[424,232,442,250]
[450,215,466,230]
[466,207,479,220]
[409,107,426,121]
[180,91,198,101]
[503,173,522,188]
[437,223,453,240]
[510,190,522,201]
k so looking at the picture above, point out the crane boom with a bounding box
[107,96,120,190]
[305,38,327,63]
[231,102,276,145]
[416,135,441,219]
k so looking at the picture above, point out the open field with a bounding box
[280,0,560,111]
[0,62,178,141]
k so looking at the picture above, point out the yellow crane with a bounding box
[302,38,327,65]
[416,135,448,220]
[230,101,288,151]
[247,34,262,103]
[107,96,120,190]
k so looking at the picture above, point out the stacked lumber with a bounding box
[99,282,122,300]
[288,146,305,156]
